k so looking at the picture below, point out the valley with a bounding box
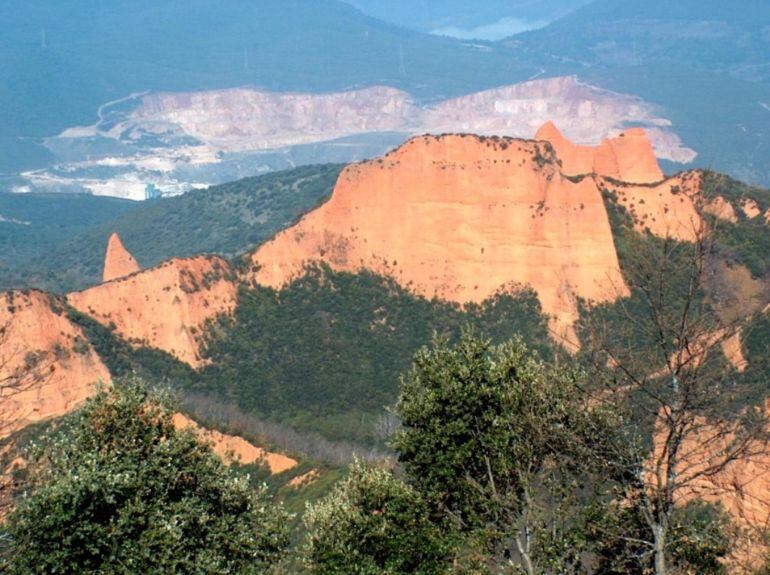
[3,128,770,571]
[2,2,770,572]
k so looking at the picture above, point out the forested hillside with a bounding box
[0,165,342,292]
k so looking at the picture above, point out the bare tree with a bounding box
[580,217,769,575]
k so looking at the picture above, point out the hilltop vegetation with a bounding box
[2,333,746,574]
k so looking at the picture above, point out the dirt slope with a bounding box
[0,291,109,439]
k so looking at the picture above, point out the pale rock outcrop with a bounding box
[136,86,418,151]
[68,256,237,367]
[250,134,630,347]
[0,291,110,439]
[172,413,297,474]
[126,77,695,165]
[103,232,140,282]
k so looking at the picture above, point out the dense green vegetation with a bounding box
[302,333,735,575]
[1,165,341,292]
[67,264,550,445]
[1,379,290,574]
[0,193,140,289]
[304,461,451,575]
[2,333,740,574]
[200,266,551,444]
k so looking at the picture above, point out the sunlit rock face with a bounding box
[103,232,141,282]
[171,413,297,473]
[69,256,237,367]
[250,133,630,346]
[0,291,110,439]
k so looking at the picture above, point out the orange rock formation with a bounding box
[69,256,237,367]
[597,173,703,242]
[103,232,140,282]
[288,469,321,488]
[740,198,761,219]
[250,134,630,346]
[172,413,297,474]
[703,195,738,223]
[535,121,664,184]
[0,291,110,439]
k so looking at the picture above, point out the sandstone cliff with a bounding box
[250,134,630,346]
[103,232,140,282]
[0,291,110,439]
[68,256,237,367]
[536,122,704,241]
[535,121,664,184]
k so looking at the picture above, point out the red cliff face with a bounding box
[103,232,140,282]
[536,121,664,184]
[250,134,630,346]
[68,256,237,367]
[0,291,110,439]
[536,122,702,242]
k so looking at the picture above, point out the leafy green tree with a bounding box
[304,459,451,575]
[392,330,619,575]
[1,377,290,575]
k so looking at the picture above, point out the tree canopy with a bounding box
[1,377,290,575]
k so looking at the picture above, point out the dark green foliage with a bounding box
[1,165,342,292]
[0,192,138,261]
[393,331,620,572]
[1,377,290,574]
[700,171,770,278]
[199,266,551,444]
[304,460,451,575]
[67,308,198,386]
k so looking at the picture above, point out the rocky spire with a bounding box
[103,232,140,282]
